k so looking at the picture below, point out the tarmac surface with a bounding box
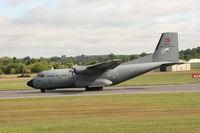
[0,83,200,99]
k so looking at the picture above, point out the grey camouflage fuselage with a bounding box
[27,33,179,92]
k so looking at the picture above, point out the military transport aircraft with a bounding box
[27,32,179,93]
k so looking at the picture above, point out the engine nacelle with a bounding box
[74,66,89,75]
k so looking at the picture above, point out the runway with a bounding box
[0,83,200,99]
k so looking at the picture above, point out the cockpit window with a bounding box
[37,73,44,78]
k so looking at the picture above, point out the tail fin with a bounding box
[153,33,179,63]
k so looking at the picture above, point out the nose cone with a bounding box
[27,79,34,88]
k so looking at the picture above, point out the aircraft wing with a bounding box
[73,59,122,75]
[87,59,122,71]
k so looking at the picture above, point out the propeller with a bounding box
[70,64,77,75]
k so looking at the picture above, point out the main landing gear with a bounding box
[40,89,46,93]
[85,87,103,91]
[39,87,103,93]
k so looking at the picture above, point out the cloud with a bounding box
[6,0,34,6]
[0,0,200,57]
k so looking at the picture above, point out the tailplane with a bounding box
[153,33,179,63]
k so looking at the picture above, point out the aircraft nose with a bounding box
[27,79,34,87]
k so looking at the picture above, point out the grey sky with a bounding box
[0,0,199,57]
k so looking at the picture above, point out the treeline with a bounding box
[0,53,147,75]
[0,47,199,75]
[179,47,200,61]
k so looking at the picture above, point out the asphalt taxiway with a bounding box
[0,83,200,99]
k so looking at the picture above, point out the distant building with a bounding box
[165,63,191,72]
[188,59,200,63]
[157,59,191,72]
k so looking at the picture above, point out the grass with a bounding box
[118,70,200,86]
[0,92,200,133]
[0,78,31,90]
[0,70,200,91]
[192,65,200,70]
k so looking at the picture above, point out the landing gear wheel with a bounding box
[85,87,103,91]
[40,89,46,93]
[98,87,103,91]
[85,87,91,91]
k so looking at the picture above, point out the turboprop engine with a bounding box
[70,65,93,75]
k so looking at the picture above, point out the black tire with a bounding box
[40,89,46,93]
[85,87,91,91]
[85,87,103,91]
[97,87,103,91]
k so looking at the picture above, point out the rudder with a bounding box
[153,32,179,63]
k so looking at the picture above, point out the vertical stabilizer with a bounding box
[153,33,179,63]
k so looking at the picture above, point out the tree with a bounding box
[0,57,12,65]
[108,53,116,60]
[0,68,2,75]
[31,61,50,73]
[23,56,32,64]
[10,68,16,74]
[86,60,99,65]
[129,54,139,60]
[13,57,20,63]
[4,63,22,74]
[52,64,60,69]
[21,64,31,74]
[140,52,148,57]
